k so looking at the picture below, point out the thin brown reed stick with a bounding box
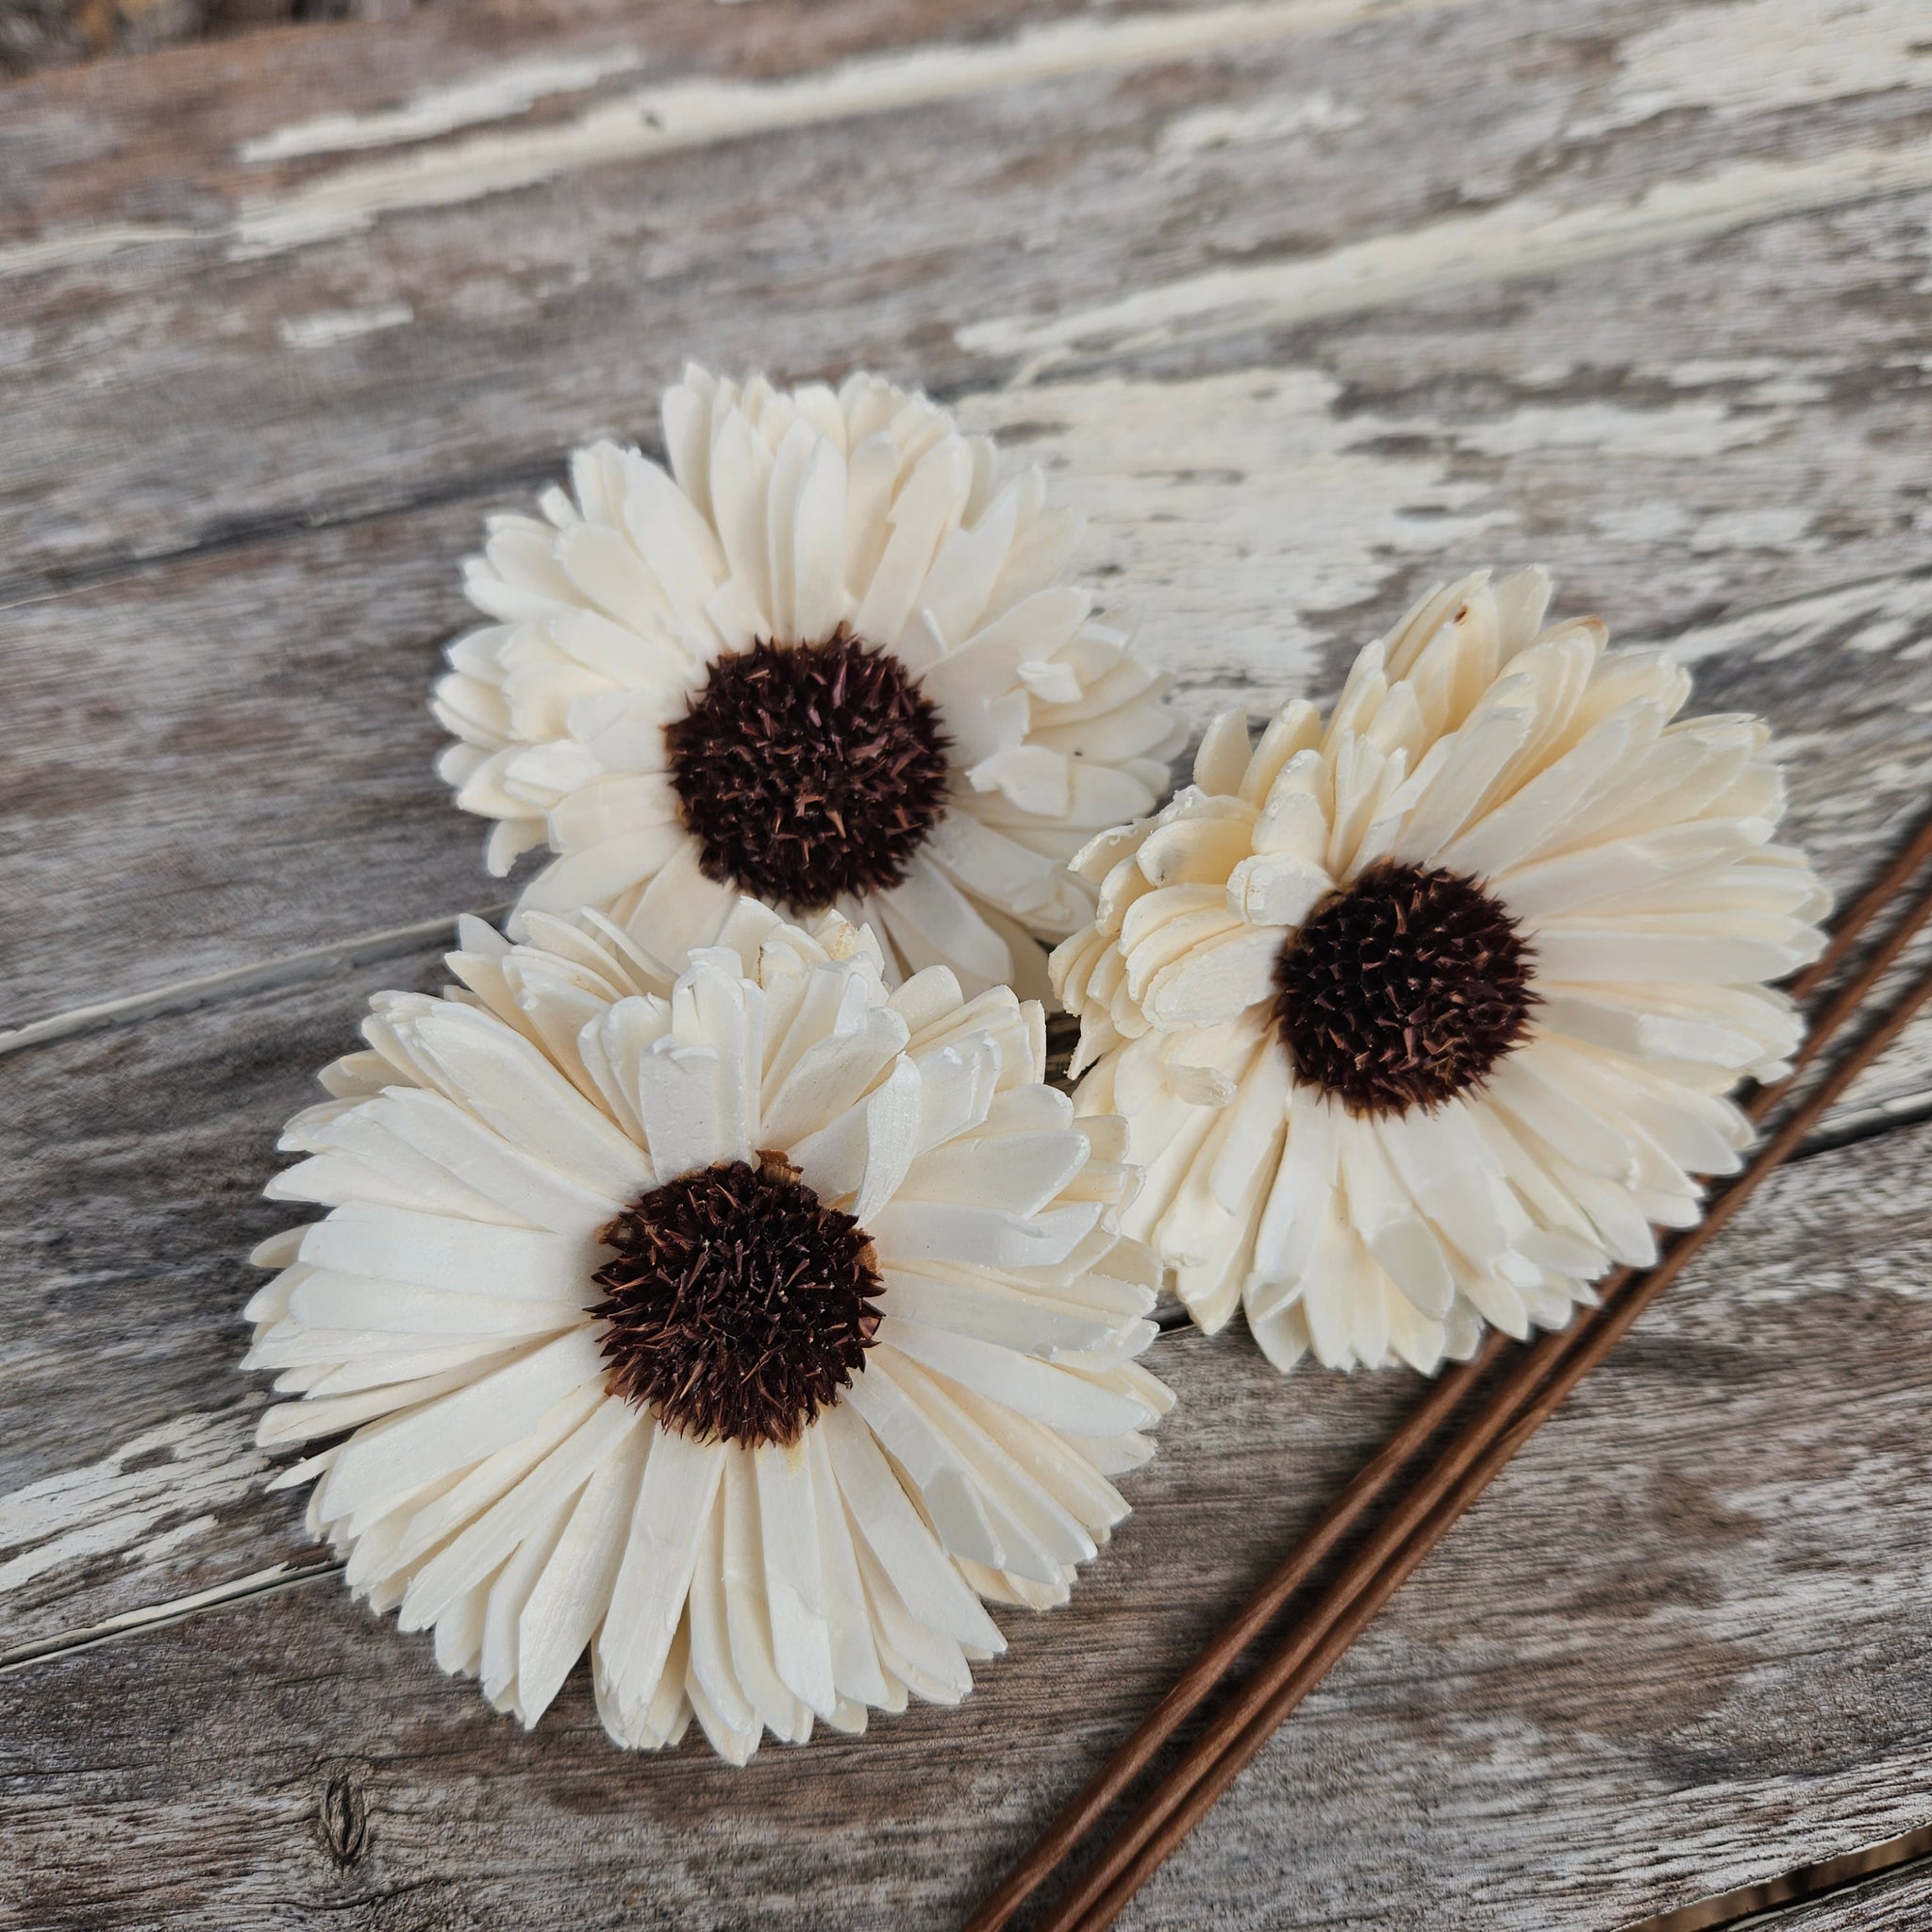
[1786,807,1932,1007]
[1065,928,1932,1932]
[970,809,1932,1932]
[960,1329,1507,1932]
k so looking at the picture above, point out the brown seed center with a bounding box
[1272,860,1536,1114]
[591,1152,880,1448]
[663,631,951,911]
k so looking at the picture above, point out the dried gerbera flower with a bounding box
[1051,568,1828,1374]
[246,903,1168,1762]
[434,366,1181,1000]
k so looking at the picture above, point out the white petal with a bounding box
[755,1441,839,1718]
[597,1423,726,1724]
[514,1409,651,1722]
[330,1321,599,1499]
[874,1319,1151,1438]
[819,1402,1004,1653]
[298,1205,597,1304]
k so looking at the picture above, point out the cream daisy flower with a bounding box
[245,902,1168,1762]
[434,366,1180,1000]
[1051,568,1827,1374]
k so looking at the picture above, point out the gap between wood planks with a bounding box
[0,1559,338,1675]
[1619,1824,1932,1932]
[0,455,562,612]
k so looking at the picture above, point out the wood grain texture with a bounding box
[0,947,453,1658]
[6,0,1932,1923]
[8,0,1932,1029]
[0,0,425,80]
[4,0,1930,588]
[5,1117,1932,1930]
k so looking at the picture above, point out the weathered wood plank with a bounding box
[4,0,1929,587]
[5,1116,1931,1929]
[1624,1830,1932,1932]
[0,0,1223,236]
[7,1,1931,1920]
[0,499,492,1034]
[0,949,455,1659]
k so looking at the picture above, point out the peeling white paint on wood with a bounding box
[275,302,414,349]
[1578,0,1932,134]
[963,362,1851,714]
[238,49,647,163]
[0,221,205,277]
[961,140,1932,368]
[0,1412,261,1601]
[226,0,1451,254]
[1662,567,1932,668]
[1155,89,1364,171]
[1449,397,1792,461]
[0,0,1454,279]
[960,368,1500,706]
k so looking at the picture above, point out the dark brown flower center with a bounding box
[663,632,951,910]
[591,1152,882,1448]
[1272,860,1536,1114]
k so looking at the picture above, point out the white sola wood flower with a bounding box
[434,366,1180,999]
[245,902,1168,1762]
[1052,568,1827,1374]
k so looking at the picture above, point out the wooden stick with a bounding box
[960,1329,1507,1932]
[1067,942,1932,1932]
[1785,805,1932,1006]
[970,811,1932,1932]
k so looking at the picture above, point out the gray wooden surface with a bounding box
[4,1,1931,1926]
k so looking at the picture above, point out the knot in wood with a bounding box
[319,1767,369,1868]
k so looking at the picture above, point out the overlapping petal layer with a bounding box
[436,367,1180,998]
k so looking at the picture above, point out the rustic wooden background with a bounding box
[0,0,418,79]
[5,2,1932,1926]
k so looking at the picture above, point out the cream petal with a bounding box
[802,1429,891,1707]
[817,1402,1003,1653]
[394,1380,634,1629]
[1191,708,1253,795]
[602,1425,726,1722]
[718,1450,814,1744]
[514,1412,651,1723]
[875,1318,1150,1440]
[755,1441,840,1719]
[514,825,685,922]
[298,1206,598,1303]
[897,1130,1088,1220]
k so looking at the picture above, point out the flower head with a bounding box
[435,367,1180,999]
[1052,568,1827,1374]
[247,903,1168,1761]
